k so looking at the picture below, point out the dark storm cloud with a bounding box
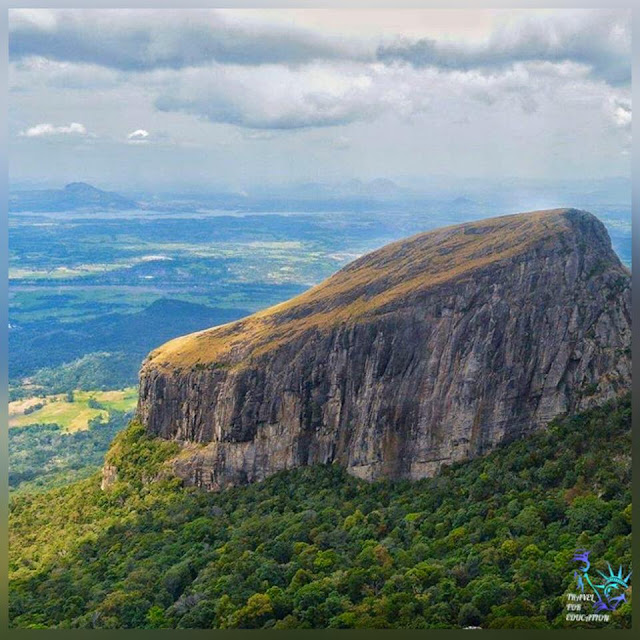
[377,10,631,86]
[9,9,362,70]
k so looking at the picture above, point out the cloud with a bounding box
[154,63,394,130]
[333,136,351,150]
[9,8,630,136]
[242,130,277,141]
[127,128,150,140]
[151,59,626,132]
[377,10,630,86]
[7,7,632,185]
[10,56,119,90]
[19,122,87,137]
[9,9,362,70]
[608,97,631,130]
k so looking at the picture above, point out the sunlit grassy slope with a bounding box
[145,209,596,372]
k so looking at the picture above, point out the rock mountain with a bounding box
[133,208,631,491]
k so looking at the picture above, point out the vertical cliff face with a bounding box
[136,208,631,490]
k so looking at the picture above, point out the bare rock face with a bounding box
[136,208,631,490]
[100,463,118,490]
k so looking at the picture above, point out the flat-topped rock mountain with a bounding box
[134,208,631,491]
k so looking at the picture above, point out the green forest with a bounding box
[9,410,132,494]
[9,395,631,629]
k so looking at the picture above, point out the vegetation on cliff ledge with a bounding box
[9,395,631,629]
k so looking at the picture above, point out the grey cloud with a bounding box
[151,58,622,132]
[155,94,364,130]
[9,8,629,92]
[9,9,362,70]
[377,10,630,86]
[153,64,385,130]
[10,58,120,91]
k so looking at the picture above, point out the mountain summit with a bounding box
[135,208,631,490]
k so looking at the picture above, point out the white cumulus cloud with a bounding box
[20,122,87,137]
[127,128,150,140]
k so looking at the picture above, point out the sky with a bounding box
[8,8,632,192]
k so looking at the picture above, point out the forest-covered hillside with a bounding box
[9,396,631,629]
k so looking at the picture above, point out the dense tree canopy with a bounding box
[9,410,131,493]
[9,396,631,629]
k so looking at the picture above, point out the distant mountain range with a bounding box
[9,180,481,214]
[9,182,139,212]
[8,175,631,215]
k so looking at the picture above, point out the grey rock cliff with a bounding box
[135,208,631,490]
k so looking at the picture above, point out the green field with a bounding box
[9,388,138,431]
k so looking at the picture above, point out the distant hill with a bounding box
[9,182,139,212]
[9,298,250,382]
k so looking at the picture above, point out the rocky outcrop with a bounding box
[100,463,118,490]
[136,208,631,490]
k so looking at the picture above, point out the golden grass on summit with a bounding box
[148,210,574,371]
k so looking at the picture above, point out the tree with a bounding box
[458,603,482,627]
[163,562,193,601]
[228,594,273,628]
